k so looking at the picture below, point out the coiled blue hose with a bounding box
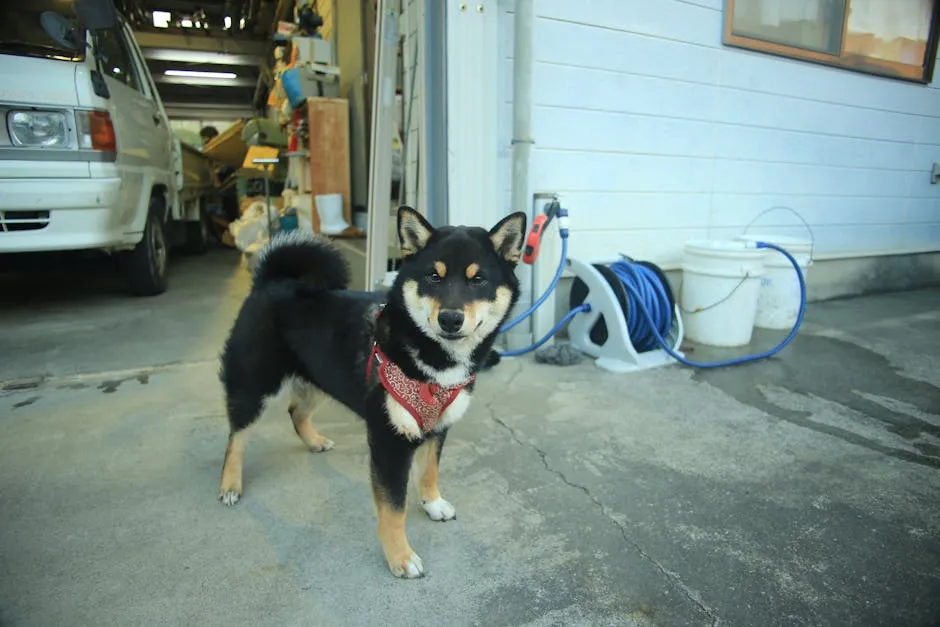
[607,261,673,353]
[609,241,807,368]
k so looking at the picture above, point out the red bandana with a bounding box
[366,342,475,433]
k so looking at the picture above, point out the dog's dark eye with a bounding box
[426,271,442,284]
[469,274,487,286]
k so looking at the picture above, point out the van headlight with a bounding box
[7,111,70,148]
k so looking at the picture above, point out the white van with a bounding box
[0,0,213,295]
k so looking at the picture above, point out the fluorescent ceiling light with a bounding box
[152,10,170,28]
[142,50,257,66]
[164,70,238,80]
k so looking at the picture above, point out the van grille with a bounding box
[0,210,51,232]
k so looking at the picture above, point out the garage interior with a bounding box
[112,0,409,290]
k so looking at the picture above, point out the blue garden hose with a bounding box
[495,208,807,366]
[499,216,572,336]
[498,300,591,357]
[497,209,592,358]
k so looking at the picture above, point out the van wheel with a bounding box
[182,203,209,255]
[121,201,169,296]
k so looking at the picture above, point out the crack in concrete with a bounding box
[486,402,722,626]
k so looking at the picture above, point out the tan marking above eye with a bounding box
[465,263,480,280]
[434,261,447,278]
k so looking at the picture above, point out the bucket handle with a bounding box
[742,205,815,262]
[679,272,752,315]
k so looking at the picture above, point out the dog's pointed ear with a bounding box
[489,212,527,264]
[398,206,434,257]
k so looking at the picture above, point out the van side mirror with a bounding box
[74,0,118,30]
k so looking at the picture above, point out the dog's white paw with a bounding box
[390,552,425,579]
[219,490,241,507]
[310,437,334,452]
[422,497,456,521]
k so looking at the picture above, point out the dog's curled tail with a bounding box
[252,230,350,291]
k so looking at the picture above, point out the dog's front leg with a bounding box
[418,432,457,521]
[369,430,423,578]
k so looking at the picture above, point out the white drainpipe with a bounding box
[504,0,536,350]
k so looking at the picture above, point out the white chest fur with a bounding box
[384,395,423,440]
[435,390,471,432]
[383,389,473,440]
[409,350,472,389]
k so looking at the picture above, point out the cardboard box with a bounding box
[292,36,333,65]
[288,65,341,101]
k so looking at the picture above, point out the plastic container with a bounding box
[353,210,368,232]
[681,240,767,347]
[279,212,299,232]
[735,234,812,330]
[280,67,306,109]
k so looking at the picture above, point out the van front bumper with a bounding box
[0,177,141,253]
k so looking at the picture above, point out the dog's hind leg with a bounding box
[218,392,262,506]
[369,428,423,578]
[417,431,457,522]
[288,380,334,452]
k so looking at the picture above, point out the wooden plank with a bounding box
[306,97,352,233]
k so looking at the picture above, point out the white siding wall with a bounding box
[496,0,940,267]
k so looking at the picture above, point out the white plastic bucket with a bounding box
[681,240,767,347]
[735,234,812,330]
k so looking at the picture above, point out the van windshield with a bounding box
[0,1,85,62]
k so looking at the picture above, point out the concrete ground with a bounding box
[1,247,938,627]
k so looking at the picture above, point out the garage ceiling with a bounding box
[116,0,291,118]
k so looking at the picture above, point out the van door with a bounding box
[90,22,167,229]
[120,20,172,194]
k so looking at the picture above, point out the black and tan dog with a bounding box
[217,206,526,578]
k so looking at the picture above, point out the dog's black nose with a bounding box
[438,310,465,334]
